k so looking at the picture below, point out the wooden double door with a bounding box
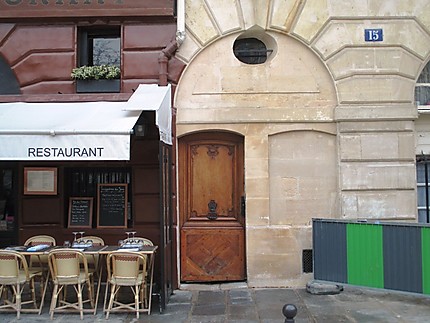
[179,132,246,282]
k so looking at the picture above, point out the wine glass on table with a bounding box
[131,231,137,244]
[72,232,78,242]
[79,231,85,243]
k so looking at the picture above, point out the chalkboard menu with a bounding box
[97,184,127,228]
[68,197,93,228]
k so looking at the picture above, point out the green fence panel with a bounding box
[347,223,384,288]
[422,227,430,294]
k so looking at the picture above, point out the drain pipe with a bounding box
[158,0,186,86]
[176,0,186,46]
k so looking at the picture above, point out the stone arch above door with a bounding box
[175,31,337,128]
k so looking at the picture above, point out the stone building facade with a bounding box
[173,1,429,287]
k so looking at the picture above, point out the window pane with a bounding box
[418,63,430,83]
[415,86,430,106]
[418,209,429,223]
[417,186,427,207]
[233,38,268,65]
[93,38,120,66]
[417,163,426,183]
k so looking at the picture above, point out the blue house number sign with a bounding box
[365,29,383,42]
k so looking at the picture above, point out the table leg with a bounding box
[38,270,50,315]
[93,257,102,314]
[147,253,155,315]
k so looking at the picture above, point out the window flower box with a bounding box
[76,79,120,93]
[71,65,121,93]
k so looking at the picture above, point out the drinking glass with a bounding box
[63,240,71,248]
[72,232,78,242]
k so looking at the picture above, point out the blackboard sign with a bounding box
[68,197,93,228]
[97,184,127,228]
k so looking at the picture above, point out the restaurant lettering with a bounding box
[28,147,105,158]
[4,0,123,5]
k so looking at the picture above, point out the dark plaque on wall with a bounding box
[68,197,93,228]
[97,184,127,228]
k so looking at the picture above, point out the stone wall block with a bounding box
[245,134,268,158]
[338,121,415,133]
[175,31,201,63]
[205,0,242,34]
[245,157,268,178]
[327,48,421,80]
[292,0,329,42]
[186,0,219,46]
[360,133,399,159]
[246,178,269,199]
[340,162,416,190]
[341,190,417,219]
[398,133,416,159]
[245,198,270,226]
[269,0,300,32]
[337,76,415,103]
[335,104,418,121]
[339,135,362,160]
[247,227,312,286]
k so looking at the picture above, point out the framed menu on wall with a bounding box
[24,167,57,195]
[68,197,93,228]
[97,183,127,228]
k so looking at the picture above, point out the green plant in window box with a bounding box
[71,65,121,93]
[71,65,120,80]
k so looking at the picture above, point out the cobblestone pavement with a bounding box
[3,283,430,322]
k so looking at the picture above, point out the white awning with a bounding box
[0,84,171,161]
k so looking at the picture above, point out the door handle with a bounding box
[241,196,246,217]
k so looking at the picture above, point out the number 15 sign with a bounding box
[365,29,383,42]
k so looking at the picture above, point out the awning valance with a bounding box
[0,84,171,161]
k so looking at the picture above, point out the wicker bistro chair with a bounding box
[75,236,105,307]
[121,237,154,308]
[48,249,95,320]
[0,250,40,319]
[24,235,56,269]
[105,251,149,319]
[24,235,56,299]
[75,236,105,272]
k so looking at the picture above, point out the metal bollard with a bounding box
[282,303,297,323]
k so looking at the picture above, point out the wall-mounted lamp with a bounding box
[134,124,146,137]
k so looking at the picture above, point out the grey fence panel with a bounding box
[383,225,422,293]
[313,219,347,283]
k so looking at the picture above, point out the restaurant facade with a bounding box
[1,0,430,299]
[0,0,184,309]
